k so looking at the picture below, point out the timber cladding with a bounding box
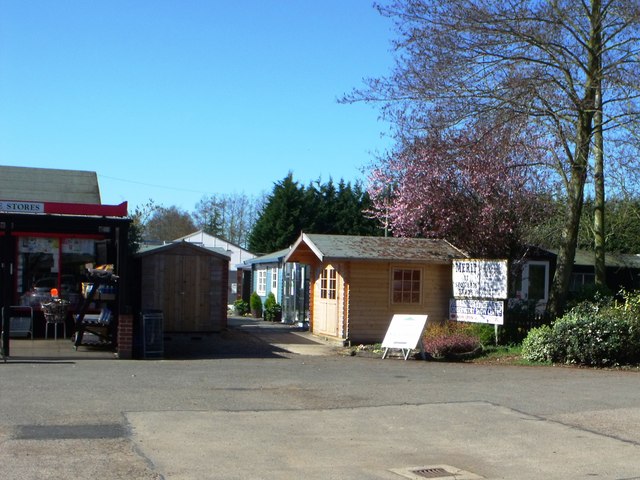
[138,242,229,333]
[346,262,452,343]
[285,233,466,344]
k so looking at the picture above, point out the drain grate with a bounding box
[390,464,484,480]
[412,467,451,478]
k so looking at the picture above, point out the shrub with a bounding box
[263,292,282,322]
[250,292,262,318]
[521,325,554,363]
[233,299,249,316]
[263,292,276,311]
[565,283,613,311]
[502,299,548,345]
[423,321,481,359]
[468,323,496,346]
[536,293,640,367]
[553,310,638,367]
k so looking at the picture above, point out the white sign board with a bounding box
[450,299,504,325]
[381,314,428,360]
[452,259,508,299]
[0,201,44,214]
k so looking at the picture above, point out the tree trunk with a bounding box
[547,0,602,318]
[547,136,589,318]
[594,83,606,288]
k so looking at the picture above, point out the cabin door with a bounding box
[315,265,339,337]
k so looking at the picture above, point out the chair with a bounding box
[42,300,69,340]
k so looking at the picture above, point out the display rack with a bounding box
[73,268,118,349]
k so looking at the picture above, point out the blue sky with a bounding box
[0,1,395,213]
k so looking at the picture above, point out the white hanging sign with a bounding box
[452,259,508,299]
[450,299,504,325]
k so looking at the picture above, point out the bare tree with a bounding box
[193,192,265,248]
[344,0,640,316]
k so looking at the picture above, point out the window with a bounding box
[256,269,267,295]
[17,236,98,307]
[271,269,278,294]
[392,268,421,304]
[320,266,337,299]
[514,261,549,301]
[570,272,595,292]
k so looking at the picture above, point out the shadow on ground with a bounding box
[4,317,324,361]
[162,327,291,360]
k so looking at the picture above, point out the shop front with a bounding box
[1,201,130,346]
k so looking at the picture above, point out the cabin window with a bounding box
[271,269,278,294]
[392,268,421,304]
[514,261,549,302]
[257,269,267,295]
[570,272,595,292]
[320,266,337,300]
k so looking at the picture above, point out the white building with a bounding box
[175,230,256,302]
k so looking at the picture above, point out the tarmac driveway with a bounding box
[1,318,639,480]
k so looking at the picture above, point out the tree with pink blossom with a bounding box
[368,123,548,258]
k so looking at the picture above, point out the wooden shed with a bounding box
[285,233,467,344]
[136,242,229,333]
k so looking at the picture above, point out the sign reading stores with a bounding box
[0,201,45,213]
[450,299,504,325]
[452,259,508,299]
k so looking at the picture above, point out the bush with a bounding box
[263,292,282,322]
[263,292,276,311]
[233,299,249,316]
[423,321,481,359]
[553,309,638,367]
[502,299,549,345]
[565,283,613,311]
[521,292,640,367]
[521,325,554,363]
[250,292,262,318]
[468,323,496,346]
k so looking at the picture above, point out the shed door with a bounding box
[315,265,339,337]
[165,254,210,332]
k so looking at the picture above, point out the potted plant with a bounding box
[250,292,262,318]
[233,299,249,316]
[263,293,282,322]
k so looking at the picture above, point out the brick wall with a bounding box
[117,314,133,359]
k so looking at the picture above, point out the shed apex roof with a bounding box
[285,233,467,264]
[135,240,231,260]
[245,247,291,265]
[0,165,101,204]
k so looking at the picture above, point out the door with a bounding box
[1,232,11,356]
[315,264,339,337]
[181,254,213,331]
[163,253,211,332]
[517,261,549,302]
[0,232,10,312]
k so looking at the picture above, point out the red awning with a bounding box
[0,200,128,217]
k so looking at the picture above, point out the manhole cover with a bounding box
[390,464,484,480]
